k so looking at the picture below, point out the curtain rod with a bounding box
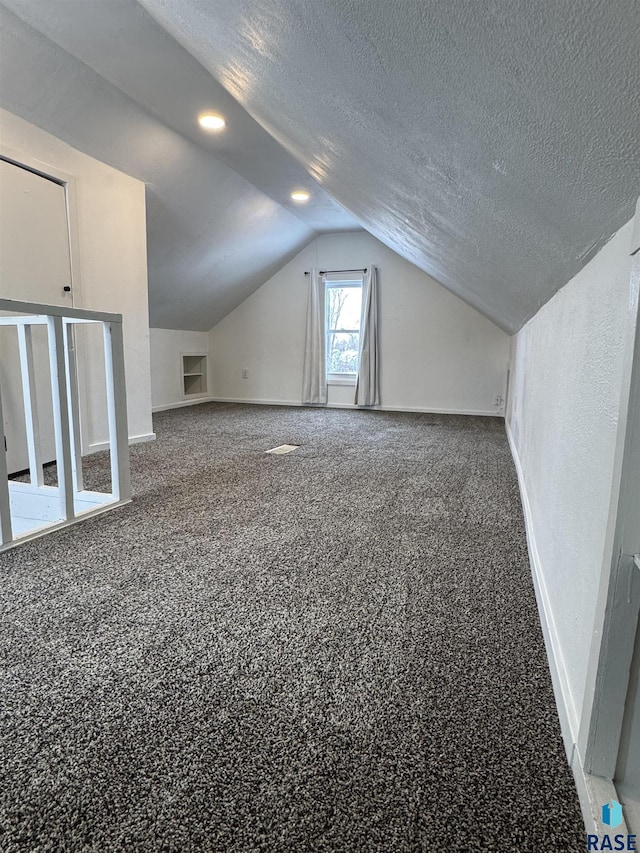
[304,268,367,276]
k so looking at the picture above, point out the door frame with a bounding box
[0,147,82,309]
[0,148,94,457]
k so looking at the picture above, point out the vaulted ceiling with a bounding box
[1,0,639,333]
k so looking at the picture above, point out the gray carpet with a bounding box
[0,403,585,852]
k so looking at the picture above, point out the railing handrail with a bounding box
[0,298,122,325]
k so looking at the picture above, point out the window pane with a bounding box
[326,286,361,331]
[327,331,360,374]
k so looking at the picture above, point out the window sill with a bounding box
[327,376,356,386]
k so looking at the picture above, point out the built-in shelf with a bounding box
[182,353,208,397]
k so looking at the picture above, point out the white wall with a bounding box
[209,232,510,414]
[506,218,637,748]
[0,109,154,447]
[150,328,210,411]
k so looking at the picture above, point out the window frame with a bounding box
[324,275,364,385]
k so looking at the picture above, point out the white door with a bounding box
[0,158,73,473]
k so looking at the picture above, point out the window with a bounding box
[325,277,363,382]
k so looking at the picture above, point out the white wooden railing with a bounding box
[0,298,131,550]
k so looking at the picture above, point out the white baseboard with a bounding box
[570,748,628,835]
[152,396,214,413]
[373,403,502,417]
[505,419,619,834]
[209,396,298,407]
[505,419,579,753]
[88,432,156,453]
[130,432,156,445]
[208,396,502,417]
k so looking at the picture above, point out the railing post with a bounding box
[103,320,130,501]
[16,324,44,487]
[47,315,75,521]
[0,383,13,546]
[62,320,84,494]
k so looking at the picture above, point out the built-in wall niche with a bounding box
[182,353,208,398]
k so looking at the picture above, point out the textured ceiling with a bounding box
[1,1,639,333]
[0,1,356,330]
[140,0,640,332]
[0,0,357,234]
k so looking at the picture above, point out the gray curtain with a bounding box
[302,269,327,405]
[355,265,380,407]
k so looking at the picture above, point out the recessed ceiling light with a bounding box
[198,113,226,131]
[291,191,310,202]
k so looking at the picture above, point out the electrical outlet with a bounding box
[241,368,249,380]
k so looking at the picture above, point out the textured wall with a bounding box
[507,219,636,733]
[209,231,509,414]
